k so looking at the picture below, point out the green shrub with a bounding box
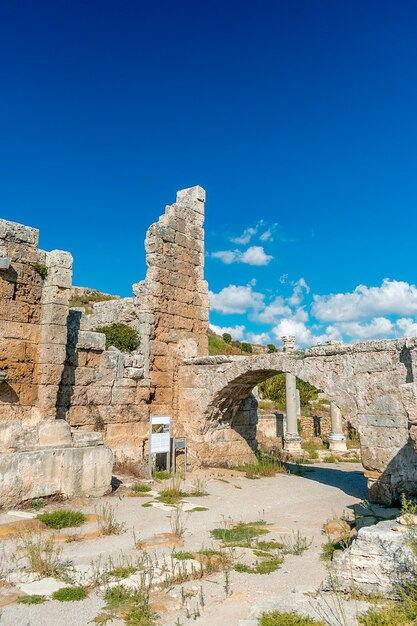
[33,262,48,279]
[52,587,88,602]
[18,594,46,604]
[241,342,253,353]
[94,323,139,352]
[267,343,277,353]
[222,332,232,343]
[38,509,86,529]
[259,611,325,625]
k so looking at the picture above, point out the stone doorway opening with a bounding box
[202,368,362,467]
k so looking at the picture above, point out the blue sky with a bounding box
[2,1,417,347]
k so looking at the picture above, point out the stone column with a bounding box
[284,373,302,453]
[329,402,347,452]
[281,335,302,453]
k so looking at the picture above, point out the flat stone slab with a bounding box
[6,510,37,520]
[16,577,67,596]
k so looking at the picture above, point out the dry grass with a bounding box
[113,455,147,479]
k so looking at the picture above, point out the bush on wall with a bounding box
[94,323,139,352]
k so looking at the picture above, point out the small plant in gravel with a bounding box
[52,586,88,602]
[17,533,64,577]
[189,506,208,512]
[281,530,312,555]
[96,503,125,536]
[211,520,269,546]
[170,503,185,538]
[158,475,188,504]
[18,594,47,604]
[38,509,86,529]
[234,557,283,574]
[131,484,152,494]
[259,611,325,625]
[99,584,157,626]
[172,551,195,560]
[189,478,209,497]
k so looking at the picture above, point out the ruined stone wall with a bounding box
[55,186,209,459]
[0,219,72,421]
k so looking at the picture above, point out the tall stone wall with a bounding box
[0,219,72,421]
[31,186,209,460]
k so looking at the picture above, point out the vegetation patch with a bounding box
[235,453,287,479]
[358,583,417,625]
[108,565,137,579]
[258,374,319,412]
[18,534,64,577]
[33,262,48,279]
[153,470,171,481]
[211,521,269,546]
[259,611,325,625]
[234,557,283,574]
[142,502,153,508]
[94,323,139,352]
[38,509,86,529]
[189,506,209,512]
[30,498,45,510]
[172,551,195,560]
[99,584,158,626]
[131,484,152,493]
[69,292,117,314]
[18,594,47,604]
[208,334,245,355]
[52,587,88,602]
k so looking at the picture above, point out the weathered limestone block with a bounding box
[0,445,113,508]
[333,520,415,597]
[76,330,106,351]
[38,419,72,447]
[71,429,104,447]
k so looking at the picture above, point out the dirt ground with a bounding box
[0,462,397,626]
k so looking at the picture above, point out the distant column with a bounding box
[329,402,347,452]
[281,335,302,454]
[284,373,302,453]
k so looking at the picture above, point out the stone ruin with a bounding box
[2,185,417,506]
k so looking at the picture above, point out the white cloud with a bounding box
[209,284,265,314]
[272,318,342,348]
[211,245,273,266]
[251,296,292,323]
[312,279,417,322]
[230,225,259,245]
[396,318,417,337]
[240,246,273,266]
[211,250,238,264]
[259,228,273,242]
[210,324,245,340]
[335,317,394,340]
[288,278,310,307]
[230,220,269,245]
[246,331,271,344]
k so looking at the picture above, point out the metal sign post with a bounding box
[148,415,171,477]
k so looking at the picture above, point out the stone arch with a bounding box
[197,353,358,467]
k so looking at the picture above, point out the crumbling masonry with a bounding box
[1,186,417,506]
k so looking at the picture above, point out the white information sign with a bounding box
[149,415,171,454]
